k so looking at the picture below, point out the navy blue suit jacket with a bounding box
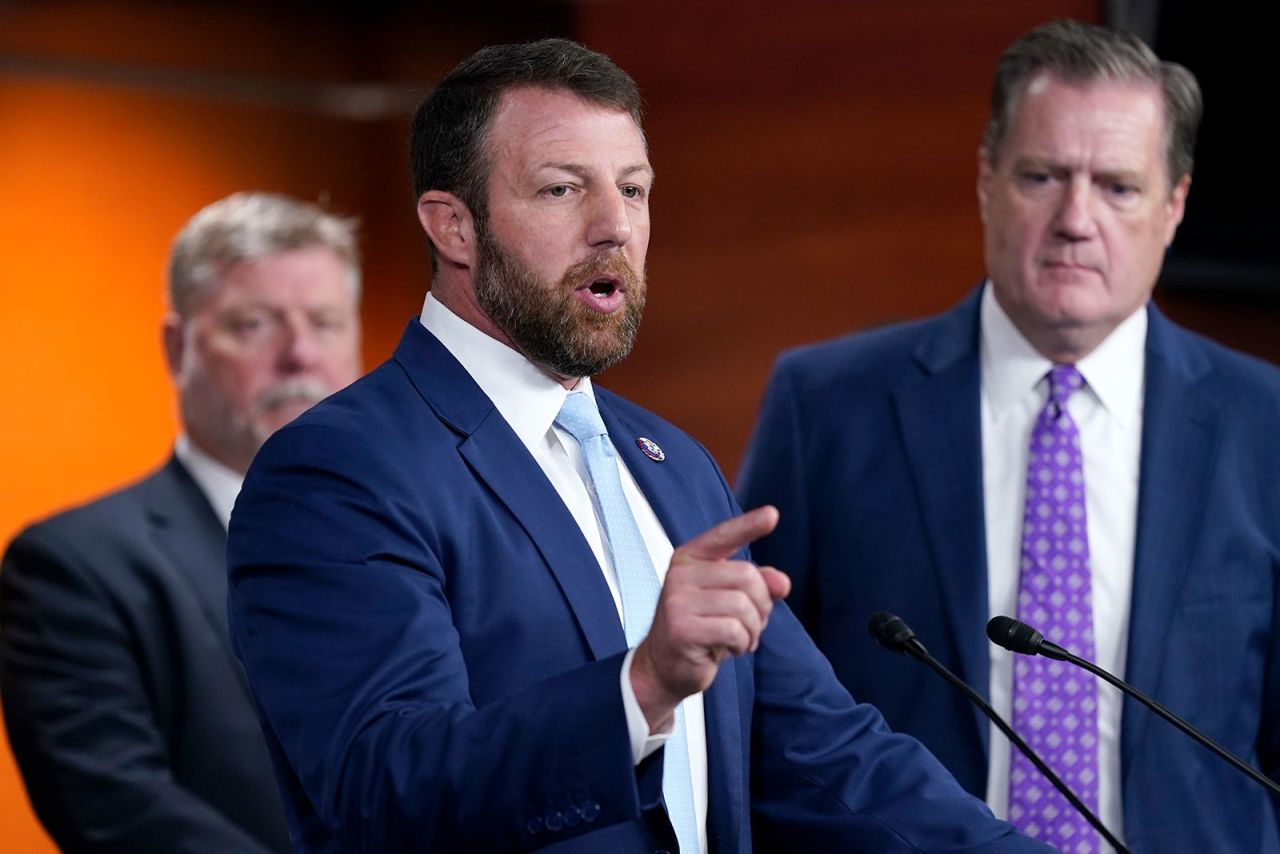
[226,319,1050,853]
[1,457,290,853]
[738,290,1280,852]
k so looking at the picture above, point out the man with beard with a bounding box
[226,40,1050,853]
[2,192,362,853]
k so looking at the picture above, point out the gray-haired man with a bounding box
[2,192,362,852]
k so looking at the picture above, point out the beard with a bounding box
[472,222,646,380]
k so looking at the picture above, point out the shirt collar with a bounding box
[174,434,243,530]
[420,292,591,450]
[979,281,1146,427]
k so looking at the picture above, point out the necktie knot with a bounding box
[1047,364,1084,406]
[556,392,608,444]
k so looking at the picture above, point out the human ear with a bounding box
[417,190,477,270]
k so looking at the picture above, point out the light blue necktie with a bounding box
[555,391,699,854]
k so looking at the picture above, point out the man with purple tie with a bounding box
[740,19,1280,853]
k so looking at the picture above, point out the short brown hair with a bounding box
[408,39,643,266]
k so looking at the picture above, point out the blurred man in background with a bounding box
[2,191,363,853]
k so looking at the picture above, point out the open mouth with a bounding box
[575,274,627,314]
[585,276,622,297]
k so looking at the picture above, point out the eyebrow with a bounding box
[539,161,655,182]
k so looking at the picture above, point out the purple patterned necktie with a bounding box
[1009,364,1099,853]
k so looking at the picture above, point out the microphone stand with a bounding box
[990,617,1280,800]
[869,612,1131,853]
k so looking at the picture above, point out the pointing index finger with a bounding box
[679,505,779,562]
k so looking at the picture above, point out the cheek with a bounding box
[989,213,1035,269]
[494,229,556,280]
[629,222,651,265]
[201,347,269,406]
[320,341,361,384]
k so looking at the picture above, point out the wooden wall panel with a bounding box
[577,0,1101,472]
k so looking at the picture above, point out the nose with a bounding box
[584,188,633,249]
[1054,177,1098,241]
[277,318,322,374]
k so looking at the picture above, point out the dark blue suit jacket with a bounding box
[226,319,1050,853]
[738,290,1280,852]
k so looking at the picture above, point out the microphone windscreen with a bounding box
[987,615,1044,655]
[868,611,914,652]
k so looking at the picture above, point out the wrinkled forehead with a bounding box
[1005,72,1169,171]
[195,247,361,312]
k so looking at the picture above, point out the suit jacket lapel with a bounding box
[460,421,628,659]
[1121,306,1220,775]
[599,396,708,551]
[600,393,745,853]
[395,321,627,661]
[891,291,991,754]
[144,456,253,698]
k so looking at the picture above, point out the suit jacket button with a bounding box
[581,801,601,823]
[564,805,582,827]
[545,811,564,832]
[526,816,544,835]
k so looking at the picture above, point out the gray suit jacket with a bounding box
[2,456,290,853]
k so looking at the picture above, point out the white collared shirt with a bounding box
[421,293,708,853]
[174,434,243,530]
[980,283,1143,849]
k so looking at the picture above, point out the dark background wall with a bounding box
[3,1,1272,847]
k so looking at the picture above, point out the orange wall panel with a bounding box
[0,74,375,853]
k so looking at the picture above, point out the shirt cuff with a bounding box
[620,646,674,764]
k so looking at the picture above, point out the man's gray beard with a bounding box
[472,223,646,380]
[179,375,334,473]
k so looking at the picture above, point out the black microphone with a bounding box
[985,615,1068,660]
[868,612,1130,853]
[867,611,928,658]
[988,615,1280,799]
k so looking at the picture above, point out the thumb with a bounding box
[759,566,791,601]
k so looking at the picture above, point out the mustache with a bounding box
[563,250,642,290]
[255,378,333,413]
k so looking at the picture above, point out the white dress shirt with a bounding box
[174,434,243,530]
[979,283,1144,849]
[421,293,708,853]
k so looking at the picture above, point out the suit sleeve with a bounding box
[708,437,1046,852]
[227,423,647,852]
[1,529,277,854]
[747,604,1052,853]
